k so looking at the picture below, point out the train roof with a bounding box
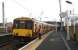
[14,17,33,21]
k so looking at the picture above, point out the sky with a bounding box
[0,0,77,23]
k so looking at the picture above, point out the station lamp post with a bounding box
[59,0,63,31]
[66,1,73,40]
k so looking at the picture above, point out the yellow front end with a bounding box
[12,29,33,37]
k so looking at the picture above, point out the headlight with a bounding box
[15,33,18,36]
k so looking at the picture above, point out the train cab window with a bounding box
[15,24,19,28]
[13,20,19,29]
[25,21,33,29]
[13,20,33,29]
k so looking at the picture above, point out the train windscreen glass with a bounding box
[13,20,33,29]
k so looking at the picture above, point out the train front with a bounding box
[12,19,33,38]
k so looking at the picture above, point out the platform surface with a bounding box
[36,31,68,50]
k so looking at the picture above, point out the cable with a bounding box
[11,0,29,11]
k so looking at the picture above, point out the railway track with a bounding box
[0,35,32,50]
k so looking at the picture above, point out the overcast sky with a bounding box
[0,0,77,23]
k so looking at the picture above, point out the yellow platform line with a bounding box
[19,31,53,50]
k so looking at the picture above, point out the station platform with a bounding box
[19,31,78,50]
[36,31,78,50]
[36,31,68,50]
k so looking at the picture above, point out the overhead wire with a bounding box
[11,0,29,11]
[11,0,33,17]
